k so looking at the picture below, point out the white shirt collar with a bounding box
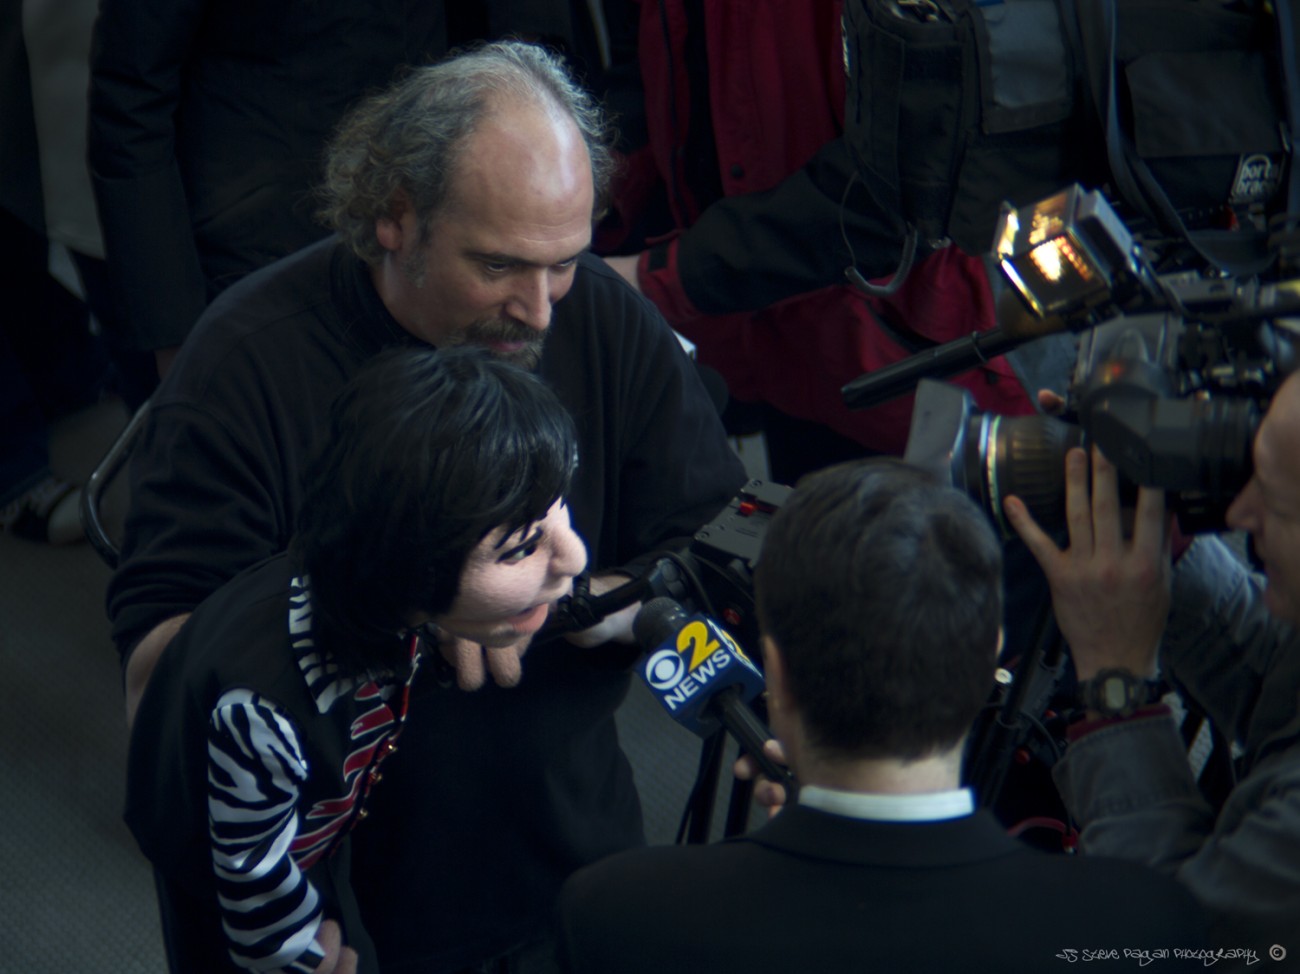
[797,783,974,823]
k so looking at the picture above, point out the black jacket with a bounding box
[88,0,448,350]
[559,804,1209,974]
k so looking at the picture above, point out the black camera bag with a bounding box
[843,0,1297,273]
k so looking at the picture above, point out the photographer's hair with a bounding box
[755,459,1002,762]
[292,345,577,674]
[319,39,614,266]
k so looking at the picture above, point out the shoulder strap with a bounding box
[1275,0,1300,240]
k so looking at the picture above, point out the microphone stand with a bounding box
[964,599,1065,810]
[680,730,727,845]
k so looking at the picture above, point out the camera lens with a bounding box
[969,413,1083,536]
[1191,397,1257,498]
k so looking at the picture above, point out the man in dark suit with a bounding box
[558,458,1208,974]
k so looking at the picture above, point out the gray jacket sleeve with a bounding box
[1162,536,1300,760]
[1053,535,1300,948]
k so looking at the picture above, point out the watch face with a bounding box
[1083,668,1164,717]
[1100,675,1132,712]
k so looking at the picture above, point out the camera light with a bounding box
[1029,239,1065,282]
[994,208,1021,258]
[994,185,1131,320]
[1033,235,1099,285]
[1027,208,1066,247]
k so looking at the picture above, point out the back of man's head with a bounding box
[755,458,1003,762]
[319,39,614,266]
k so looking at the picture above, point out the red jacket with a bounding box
[607,0,1034,454]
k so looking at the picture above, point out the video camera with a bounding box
[871,184,1300,537]
[840,0,1299,536]
[868,182,1300,824]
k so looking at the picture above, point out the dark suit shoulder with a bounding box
[558,813,1208,974]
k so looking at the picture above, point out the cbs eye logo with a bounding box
[644,649,687,690]
[643,619,740,691]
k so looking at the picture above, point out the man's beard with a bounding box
[400,248,545,370]
[453,316,546,371]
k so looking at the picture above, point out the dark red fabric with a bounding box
[622,0,1034,454]
[637,0,847,225]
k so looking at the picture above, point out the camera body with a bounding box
[904,189,1299,536]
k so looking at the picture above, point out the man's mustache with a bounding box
[462,317,542,346]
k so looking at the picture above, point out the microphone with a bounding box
[633,597,795,792]
[840,326,1022,411]
[840,288,1069,412]
[536,555,697,641]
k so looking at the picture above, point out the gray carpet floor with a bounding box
[1,397,166,971]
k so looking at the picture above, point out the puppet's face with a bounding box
[434,499,587,648]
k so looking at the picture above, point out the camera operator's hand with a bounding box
[1004,445,1171,680]
[1037,388,1066,415]
[733,739,791,820]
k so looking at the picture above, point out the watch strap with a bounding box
[1077,667,1167,718]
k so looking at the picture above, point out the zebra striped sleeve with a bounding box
[208,688,326,973]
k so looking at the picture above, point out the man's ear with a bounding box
[760,634,793,716]
[374,193,411,253]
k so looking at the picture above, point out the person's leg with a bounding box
[0,210,108,413]
[0,320,78,542]
[0,322,50,505]
[0,202,56,532]
[71,249,157,411]
[0,208,101,543]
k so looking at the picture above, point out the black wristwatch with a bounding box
[1077,668,1166,718]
